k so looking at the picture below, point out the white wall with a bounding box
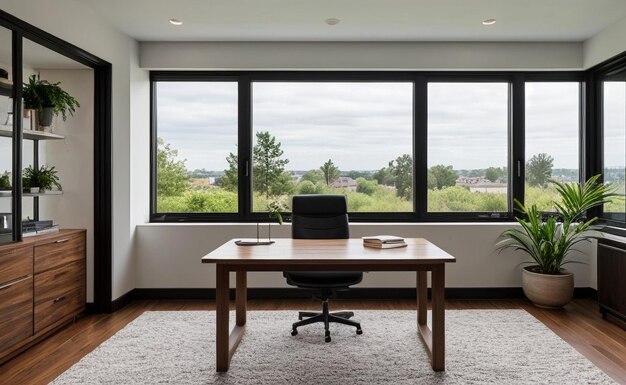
[2,0,140,300]
[584,15,626,68]
[39,69,95,302]
[136,223,596,290]
[140,42,584,71]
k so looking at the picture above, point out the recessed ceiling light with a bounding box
[482,18,496,26]
[169,18,183,26]
[325,18,340,26]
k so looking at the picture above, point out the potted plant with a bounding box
[497,175,616,308]
[22,74,80,130]
[23,165,62,193]
[0,171,10,190]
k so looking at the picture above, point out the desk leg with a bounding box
[236,271,247,326]
[216,265,230,372]
[416,271,427,326]
[431,264,445,371]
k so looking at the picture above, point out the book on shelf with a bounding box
[22,224,59,237]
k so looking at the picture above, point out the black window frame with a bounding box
[150,70,586,223]
[593,52,626,229]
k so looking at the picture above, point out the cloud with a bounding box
[156,80,588,172]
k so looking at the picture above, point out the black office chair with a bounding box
[284,194,363,342]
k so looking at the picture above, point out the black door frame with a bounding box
[0,10,113,313]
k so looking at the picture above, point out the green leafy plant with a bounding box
[268,200,286,224]
[22,74,80,121]
[23,165,62,192]
[0,171,10,190]
[497,175,616,275]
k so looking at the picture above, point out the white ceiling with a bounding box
[76,0,626,42]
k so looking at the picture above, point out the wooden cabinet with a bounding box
[597,239,626,325]
[0,229,86,364]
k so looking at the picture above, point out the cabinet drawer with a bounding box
[34,233,85,274]
[0,276,33,352]
[34,286,83,334]
[0,246,33,285]
[35,260,85,306]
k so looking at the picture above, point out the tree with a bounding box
[526,153,554,188]
[356,177,378,196]
[373,166,395,186]
[320,159,341,186]
[300,169,325,185]
[156,137,188,196]
[219,152,238,191]
[485,167,505,183]
[389,154,413,199]
[252,131,291,197]
[429,165,458,189]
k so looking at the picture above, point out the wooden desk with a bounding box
[201,238,456,373]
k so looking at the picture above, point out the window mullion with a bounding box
[238,76,252,219]
[511,75,525,214]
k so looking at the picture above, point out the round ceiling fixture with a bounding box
[325,18,340,26]
[482,18,496,26]
[169,19,183,26]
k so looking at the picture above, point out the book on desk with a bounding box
[362,235,407,249]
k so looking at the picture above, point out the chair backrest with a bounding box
[291,195,349,239]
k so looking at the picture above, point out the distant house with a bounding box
[456,176,507,194]
[330,177,357,191]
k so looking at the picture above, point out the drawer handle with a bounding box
[55,239,70,244]
[0,275,30,291]
[53,296,66,304]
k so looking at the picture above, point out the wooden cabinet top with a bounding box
[0,229,86,253]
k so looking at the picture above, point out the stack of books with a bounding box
[362,235,407,249]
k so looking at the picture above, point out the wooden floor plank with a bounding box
[0,298,623,385]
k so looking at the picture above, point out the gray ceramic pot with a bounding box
[38,107,55,128]
[522,266,574,308]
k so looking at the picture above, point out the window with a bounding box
[251,82,413,213]
[150,72,588,222]
[603,80,626,222]
[525,82,580,210]
[427,82,509,213]
[154,81,238,213]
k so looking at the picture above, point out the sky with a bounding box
[157,80,619,172]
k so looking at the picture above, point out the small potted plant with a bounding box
[22,74,80,130]
[0,171,10,190]
[497,175,615,308]
[23,165,62,193]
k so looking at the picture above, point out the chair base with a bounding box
[290,300,362,342]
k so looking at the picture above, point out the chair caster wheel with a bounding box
[325,336,331,343]
[356,329,363,335]
[291,329,298,336]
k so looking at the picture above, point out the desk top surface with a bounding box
[201,238,456,265]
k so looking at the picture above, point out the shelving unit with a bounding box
[0,126,65,141]
[0,123,66,223]
[0,190,63,198]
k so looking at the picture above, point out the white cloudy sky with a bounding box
[156,80,598,172]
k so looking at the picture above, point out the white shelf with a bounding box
[0,190,63,198]
[0,127,65,141]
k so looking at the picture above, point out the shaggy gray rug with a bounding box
[51,310,615,385]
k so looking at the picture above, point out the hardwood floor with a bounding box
[0,298,624,385]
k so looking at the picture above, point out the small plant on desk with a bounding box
[267,200,287,242]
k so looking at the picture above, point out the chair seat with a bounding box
[284,271,363,288]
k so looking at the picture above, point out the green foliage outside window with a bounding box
[156,137,188,197]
